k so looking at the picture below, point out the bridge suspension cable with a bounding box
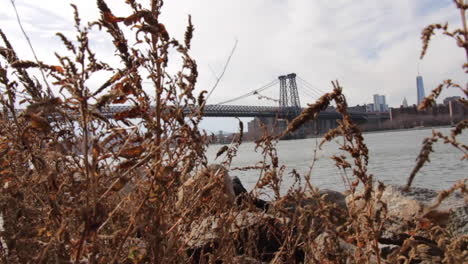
[297,82,324,99]
[0,86,31,100]
[296,77,326,98]
[215,79,278,105]
[298,88,320,102]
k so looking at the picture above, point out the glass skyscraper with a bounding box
[373,94,388,112]
[416,76,425,105]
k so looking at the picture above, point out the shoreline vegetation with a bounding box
[0,0,466,263]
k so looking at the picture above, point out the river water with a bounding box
[207,127,467,194]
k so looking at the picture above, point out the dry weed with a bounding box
[0,0,466,263]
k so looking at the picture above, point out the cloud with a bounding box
[0,0,465,132]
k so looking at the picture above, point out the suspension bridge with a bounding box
[100,73,388,120]
[3,73,389,138]
[101,73,389,139]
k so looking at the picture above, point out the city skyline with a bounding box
[0,0,466,132]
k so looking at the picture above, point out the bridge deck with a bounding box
[9,104,389,121]
[100,104,389,120]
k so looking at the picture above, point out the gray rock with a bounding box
[269,189,348,214]
[383,241,445,264]
[348,184,468,245]
[347,184,466,220]
[231,176,247,196]
[185,211,289,262]
[232,255,267,264]
[313,232,377,264]
[346,185,431,220]
[319,189,347,211]
[176,164,235,210]
[231,176,269,210]
[447,205,468,236]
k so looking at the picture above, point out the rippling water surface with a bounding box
[207,127,467,193]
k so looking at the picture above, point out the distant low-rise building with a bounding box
[246,117,285,140]
[348,105,367,112]
[443,96,461,105]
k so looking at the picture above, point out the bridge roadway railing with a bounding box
[7,104,389,121]
[198,105,387,121]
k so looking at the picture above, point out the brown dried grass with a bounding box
[0,0,466,263]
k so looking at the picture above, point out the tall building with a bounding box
[373,94,388,112]
[402,97,408,107]
[416,76,425,105]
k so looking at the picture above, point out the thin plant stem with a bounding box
[9,0,52,97]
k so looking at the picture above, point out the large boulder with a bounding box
[447,205,468,235]
[231,255,267,264]
[231,176,247,196]
[313,232,378,264]
[383,239,446,264]
[185,211,289,262]
[347,184,467,244]
[269,189,347,214]
[366,185,464,221]
[319,189,348,212]
[176,164,236,210]
[267,189,348,229]
[231,176,269,211]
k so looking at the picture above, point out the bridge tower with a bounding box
[279,73,301,119]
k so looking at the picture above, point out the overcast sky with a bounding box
[1,0,466,132]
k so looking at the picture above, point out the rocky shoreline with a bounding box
[181,167,467,263]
